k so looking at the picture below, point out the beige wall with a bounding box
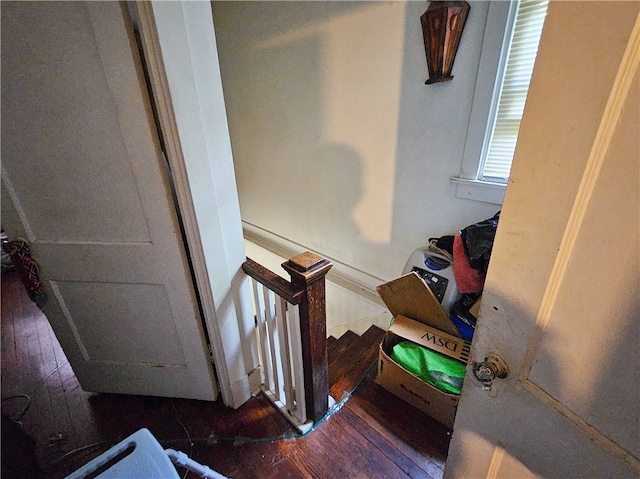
[212,1,500,281]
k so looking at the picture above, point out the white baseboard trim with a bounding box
[242,221,387,308]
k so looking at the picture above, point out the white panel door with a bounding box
[1,1,218,400]
[445,3,639,478]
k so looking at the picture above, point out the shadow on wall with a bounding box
[227,33,367,254]
[213,1,399,269]
[305,145,362,247]
[213,1,500,281]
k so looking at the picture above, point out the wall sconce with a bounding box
[421,1,470,84]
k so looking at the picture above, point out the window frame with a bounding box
[452,1,520,205]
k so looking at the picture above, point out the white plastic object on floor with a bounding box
[165,449,228,479]
[64,428,228,479]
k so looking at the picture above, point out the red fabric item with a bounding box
[453,233,485,293]
[3,239,48,309]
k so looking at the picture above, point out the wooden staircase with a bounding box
[327,325,386,403]
[239,252,451,477]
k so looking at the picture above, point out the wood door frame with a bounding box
[136,1,260,408]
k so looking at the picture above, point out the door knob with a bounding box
[470,352,509,391]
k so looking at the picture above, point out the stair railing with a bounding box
[242,252,332,432]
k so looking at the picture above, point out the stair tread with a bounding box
[327,330,359,363]
[328,325,386,403]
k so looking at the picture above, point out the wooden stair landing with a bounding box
[1,271,451,479]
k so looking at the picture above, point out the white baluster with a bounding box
[275,297,294,413]
[263,288,281,398]
[251,279,271,389]
[288,303,307,424]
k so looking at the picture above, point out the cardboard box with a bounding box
[375,273,471,429]
[469,295,482,320]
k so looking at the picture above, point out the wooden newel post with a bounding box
[282,252,332,422]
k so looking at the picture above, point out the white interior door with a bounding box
[445,3,639,478]
[1,1,218,400]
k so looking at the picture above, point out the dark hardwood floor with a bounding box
[1,271,451,478]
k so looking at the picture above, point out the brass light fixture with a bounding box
[420,1,470,84]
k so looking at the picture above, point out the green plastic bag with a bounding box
[391,341,466,394]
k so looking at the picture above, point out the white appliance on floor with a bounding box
[402,247,459,314]
[65,429,227,479]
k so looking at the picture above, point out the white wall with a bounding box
[212,1,500,283]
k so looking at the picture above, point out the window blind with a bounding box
[480,0,549,182]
